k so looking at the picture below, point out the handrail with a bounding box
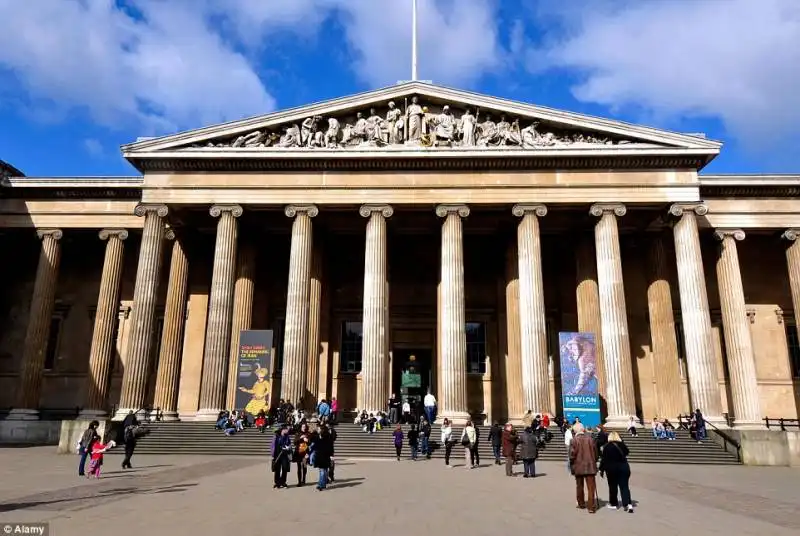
[678,412,741,461]
[763,417,800,431]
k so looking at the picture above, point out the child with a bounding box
[393,425,404,461]
[87,437,116,478]
[255,411,267,433]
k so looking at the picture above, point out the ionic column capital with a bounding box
[210,204,243,218]
[590,203,626,218]
[668,202,708,218]
[99,229,129,241]
[285,204,319,218]
[435,204,470,218]
[36,229,63,241]
[134,204,168,218]
[359,204,394,218]
[713,229,745,242]
[164,226,176,241]
[782,229,800,241]
[512,204,547,218]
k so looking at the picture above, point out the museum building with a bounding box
[1,82,799,428]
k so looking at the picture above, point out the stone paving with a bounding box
[0,447,799,535]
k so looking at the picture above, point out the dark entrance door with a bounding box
[392,348,432,409]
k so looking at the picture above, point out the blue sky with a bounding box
[1,0,799,177]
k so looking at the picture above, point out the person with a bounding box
[569,423,599,513]
[272,425,292,489]
[595,424,608,457]
[542,413,551,429]
[627,416,638,437]
[440,418,454,467]
[330,398,339,425]
[423,389,437,424]
[86,436,115,478]
[501,423,519,477]
[564,423,574,473]
[600,431,634,513]
[519,426,539,478]
[461,420,477,469]
[471,424,481,467]
[488,421,503,465]
[77,420,100,476]
[317,399,331,421]
[694,409,706,442]
[420,419,432,458]
[408,424,419,460]
[312,424,335,490]
[401,399,411,424]
[255,410,268,433]
[388,393,400,424]
[393,424,404,460]
[294,423,311,487]
[522,410,534,429]
[121,411,139,470]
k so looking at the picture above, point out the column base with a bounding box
[604,415,635,429]
[195,408,223,422]
[112,408,147,422]
[160,411,180,422]
[436,411,471,425]
[6,408,39,421]
[77,409,108,420]
[733,419,765,430]
[703,415,729,429]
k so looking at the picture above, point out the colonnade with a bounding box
[7,201,790,428]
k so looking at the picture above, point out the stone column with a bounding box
[512,204,551,415]
[305,243,324,409]
[281,204,318,407]
[669,203,724,425]
[115,204,168,420]
[225,241,256,411]
[589,203,636,427]
[81,229,128,418]
[359,204,393,414]
[197,205,242,420]
[575,235,607,397]
[504,243,525,423]
[782,229,800,330]
[714,229,762,428]
[12,229,63,417]
[435,204,470,423]
[646,233,684,421]
[153,233,189,421]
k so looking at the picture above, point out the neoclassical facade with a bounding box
[1,82,799,427]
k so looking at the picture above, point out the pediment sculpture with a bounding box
[195,96,637,150]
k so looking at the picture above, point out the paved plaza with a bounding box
[0,447,798,535]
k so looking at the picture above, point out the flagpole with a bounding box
[411,0,418,81]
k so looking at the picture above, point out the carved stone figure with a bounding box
[324,117,340,148]
[496,116,522,146]
[232,130,266,148]
[301,116,324,147]
[353,112,369,145]
[477,114,499,147]
[406,96,424,142]
[278,124,302,148]
[386,101,403,144]
[366,108,384,144]
[458,109,477,147]
[521,122,540,148]
[431,105,455,146]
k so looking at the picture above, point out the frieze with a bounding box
[184,97,648,152]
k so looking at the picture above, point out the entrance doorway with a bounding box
[392,348,432,408]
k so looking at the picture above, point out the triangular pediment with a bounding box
[122,82,720,159]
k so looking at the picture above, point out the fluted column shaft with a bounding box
[14,229,63,415]
[226,242,256,410]
[116,205,168,419]
[504,244,525,422]
[197,205,242,419]
[646,234,684,420]
[590,204,636,427]
[82,229,128,417]
[783,229,800,333]
[281,205,318,406]
[669,203,723,424]
[359,205,392,413]
[436,204,470,423]
[153,235,189,420]
[575,235,607,397]
[513,204,551,415]
[305,244,323,409]
[714,229,762,427]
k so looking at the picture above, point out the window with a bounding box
[44,316,63,370]
[785,322,800,378]
[466,322,487,374]
[340,321,363,373]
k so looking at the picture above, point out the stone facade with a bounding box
[0,83,798,427]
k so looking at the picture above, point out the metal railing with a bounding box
[678,412,741,461]
[763,417,800,431]
[109,405,163,422]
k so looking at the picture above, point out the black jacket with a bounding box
[599,440,630,474]
[313,432,335,469]
[488,424,503,446]
[421,423,431,438]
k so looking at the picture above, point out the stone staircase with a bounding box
[108,422,741,465]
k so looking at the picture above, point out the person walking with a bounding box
[313,424,335,491]
[519,426,539,478]
[77,420,100,476]
[121,411,139,470]
[461,420,477,469]
[420,419,432,458]
[408,424,420,460]
[488,421,503,465]
[330,398,339,425]
[294,423,311,487]
[272,425,292,489]
[564,422,574,473]
[388,393,400,424]
[423,389,437,424]
[440,418,454,467]
[501,423,519,477]
[569,423,599,513]
[601,431,634,512]
[393,424,404,461]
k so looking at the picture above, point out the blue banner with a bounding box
[559,332,601,428]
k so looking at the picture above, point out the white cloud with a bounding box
[83,138,103,157]
[526,0,800,147]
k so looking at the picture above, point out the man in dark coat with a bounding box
[121,411,139,469]
[488,422,503,465]
[272,425,292,489]
[569,423,599,513]
[519,427,539,478]
[312,425,335,490]
[501,424,519,477]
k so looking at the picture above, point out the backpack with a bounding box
[299,441,308,454]
[124,425,136,442]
